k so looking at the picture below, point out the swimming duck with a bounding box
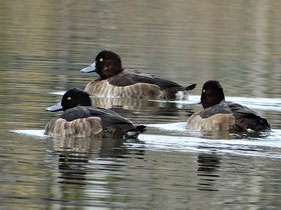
[186,80,271,132]
[80,50,196,99]
[45,88,146,138]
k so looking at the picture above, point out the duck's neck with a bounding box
[100,67,124,79]
[202,97,225,109]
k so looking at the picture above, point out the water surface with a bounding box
[1,0,281,209]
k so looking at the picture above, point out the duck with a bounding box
[80,50,196,99]
[186,80,271,132]
[44,88,146,138]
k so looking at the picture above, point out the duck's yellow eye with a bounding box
[67,97,71,100]
[99,58,103,62]
[202,89,205,93]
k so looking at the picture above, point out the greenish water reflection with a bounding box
[0,0,281,209]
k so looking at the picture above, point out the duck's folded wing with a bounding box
[200,103,232,118]
[59,107,92,121]
[228,102,271,131]
[108,71,182,89]
[60,106,134,128]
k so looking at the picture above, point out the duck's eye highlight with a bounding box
[99,58,103,62]
[202,89,205,93]
[67,97,71,100]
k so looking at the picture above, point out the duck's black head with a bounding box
[46,88,91,112]
[201,80,225,109]
[80,50,123,79]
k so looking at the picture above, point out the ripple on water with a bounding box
[49,91,281,112]
[11,125,281,159]
[153,95,281,112]
[139,122,281,159]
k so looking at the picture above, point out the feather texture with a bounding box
[187,80,271,132]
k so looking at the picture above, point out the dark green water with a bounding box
[0,0,281,209]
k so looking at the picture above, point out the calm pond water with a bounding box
[1,0,281,209]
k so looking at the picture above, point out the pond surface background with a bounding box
[0,0,281,209]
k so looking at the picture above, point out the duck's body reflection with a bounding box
[90,96,184,111]
[90,96,195,124]
[47,136,144,185]
[197,153,220,192]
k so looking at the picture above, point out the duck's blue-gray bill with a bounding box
[80,62,96,73]
[45,103,63,112]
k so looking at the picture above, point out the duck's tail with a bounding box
[174,84,196,100]
[125,125,146,139]
[247,116,271,132]
[184,84,196,91]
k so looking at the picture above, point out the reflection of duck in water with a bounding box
[89,96,182,111]
[187,80,271,132]
[47,135,145,185]
[48,136,144,161]
[45,88,146,138]
[46,136,99,184]
[197,153,220,192]
[80,50,196,100]
[89,96,193,125]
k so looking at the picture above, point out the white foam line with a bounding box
[48,91,281,111]
[138,131,281,158]
[10,130,48,138]
[49,91,65,96]
[151,95,281,112]
[147,122,187,132]
[140,131,281,147]
[10,127,281,159]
